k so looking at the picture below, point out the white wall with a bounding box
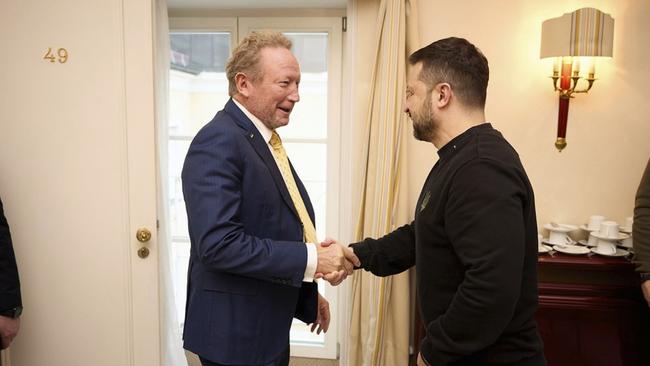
[407,0,650,234]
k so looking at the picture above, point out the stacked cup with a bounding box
[590,220,630,256]
[581,215,605,247]
[620,216,633,249]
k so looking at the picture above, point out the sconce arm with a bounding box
[572,77,597,94]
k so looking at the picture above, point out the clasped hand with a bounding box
[315,238,360,286]
[0,315,19,350]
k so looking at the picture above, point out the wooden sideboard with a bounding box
[412,253,650,365]
[537,252,650,366]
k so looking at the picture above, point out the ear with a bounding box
[434,83,452,108]
[235,72,251,97]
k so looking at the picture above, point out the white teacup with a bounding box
[537,234,544,251]
[596,239,617,255]
[598,221,620,239]
[587,215,605,231]
[548,231,573,245]
[587,233,599,246]
[620,236,633,248]
[622,216,633,232]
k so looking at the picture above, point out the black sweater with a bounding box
[633,159,650,274]
[351,124,545,365]
[0,197,21,312]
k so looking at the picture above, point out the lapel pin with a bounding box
[420,191,431,212]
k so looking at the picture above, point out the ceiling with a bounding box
[167,0,347,10]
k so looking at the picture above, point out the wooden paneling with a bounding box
[537,253,650,366]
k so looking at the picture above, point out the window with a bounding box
[167,17,343,359]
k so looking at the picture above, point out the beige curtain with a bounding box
[347,0,419,365]
[153,1,199,365]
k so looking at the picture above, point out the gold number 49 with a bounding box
[43,47,68,63]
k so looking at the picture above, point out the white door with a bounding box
[0,0,160,365]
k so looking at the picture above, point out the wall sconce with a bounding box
[540,8,614,151]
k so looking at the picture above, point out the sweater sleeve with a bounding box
[0,198,22,311]
[419,159,527,364]
[634,159,650,274]
[350,223,416,277]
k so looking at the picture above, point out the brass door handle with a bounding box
[136,228,152,243]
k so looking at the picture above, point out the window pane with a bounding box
[169,33,231,137]
[286,33,328,73]
[168,139,191,239]
[170,32,230,74]
[168,139,191,326]
[290,318,325,345]
[281,33,328,140]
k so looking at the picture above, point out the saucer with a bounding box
[590,232,630,241]
[553,245,590,255]
[590,247,630,257]
[542,238,576,246]
[579,224,599,232]
[538,244,552,254]
[544,223,578,233]
[578,239,597,247]
[619,227,632,234]
[618,240,633,249]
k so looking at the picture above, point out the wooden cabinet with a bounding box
[537,253,650,366]
[411,253,650,365]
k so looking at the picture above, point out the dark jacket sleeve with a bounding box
[634,158,650,274]
[0,198,22,312]
[350,223,416,277]
[420,159,527,364]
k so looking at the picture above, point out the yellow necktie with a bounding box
[269,131,319,244]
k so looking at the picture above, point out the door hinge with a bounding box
[342,17,347,32]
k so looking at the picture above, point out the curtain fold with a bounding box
[153,1,189,365]
[347,0,419,365]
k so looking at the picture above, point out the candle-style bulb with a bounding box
[572,58,581,77]
[588,61,595,79]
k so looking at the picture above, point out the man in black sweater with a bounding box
[0,197,22,350]
[349,38,545,365]
[633,158,650,306]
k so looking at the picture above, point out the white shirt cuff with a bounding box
[303,243,318,282]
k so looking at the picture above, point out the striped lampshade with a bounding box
[540,7,614,58]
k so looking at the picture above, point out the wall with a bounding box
[406,0,650,234]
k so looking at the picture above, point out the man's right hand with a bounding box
[0,315,20,350]
[642,280,650,307]
[315,239,360,285]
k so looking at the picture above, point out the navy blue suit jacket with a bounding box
[181,99,318,365]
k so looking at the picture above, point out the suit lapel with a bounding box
[224,100,300,219]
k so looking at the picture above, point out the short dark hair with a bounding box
[408,37,489,108]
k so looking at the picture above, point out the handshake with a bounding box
[314,239,360,286]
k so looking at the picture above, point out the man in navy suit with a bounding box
[181,31,359,366]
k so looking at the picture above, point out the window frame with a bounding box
[168,15,344,360]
